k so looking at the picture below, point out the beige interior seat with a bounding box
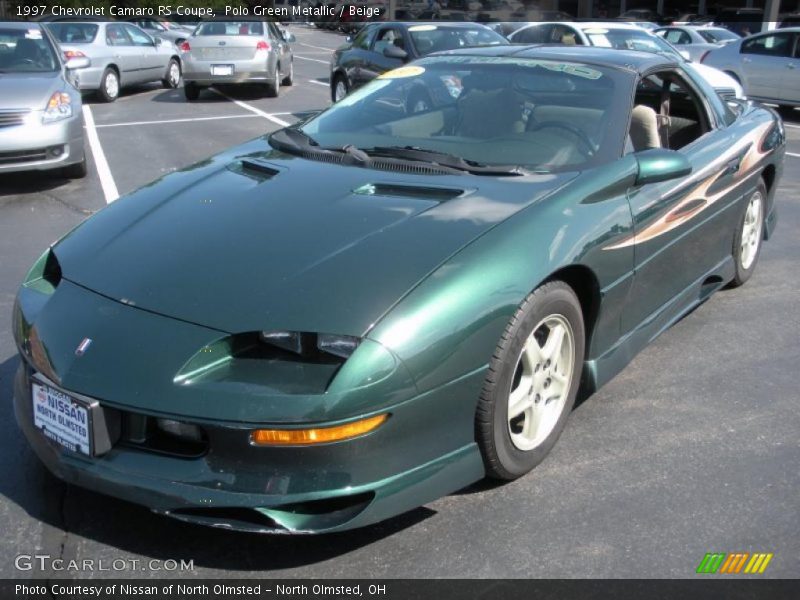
[629,104,661,151]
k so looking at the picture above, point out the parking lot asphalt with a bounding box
[0,25,798,579]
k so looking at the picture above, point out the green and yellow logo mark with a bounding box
[696,552,774,574]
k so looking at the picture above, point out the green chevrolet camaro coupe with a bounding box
[12,46,783,534]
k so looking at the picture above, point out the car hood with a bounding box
[53,137,576,336]
[0,72,62,110]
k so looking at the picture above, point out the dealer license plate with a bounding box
[211,64,234,76]
[32,381,92,456]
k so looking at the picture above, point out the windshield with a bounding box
[195,21,264,36]
[408,25,507,55]
[697,28,739,43]
[297,56,629,173]
[584,27,680,58]
[46,23,99,44]
[0,27,59,73]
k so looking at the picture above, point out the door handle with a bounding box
[723,158,741,176]
[788,63,796,69]
[743,57,752,63]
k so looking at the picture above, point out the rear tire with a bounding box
[97,68,119,103]
[183,82,200,101]
[476,281,585,480]
[729,180,766,288]
[162,58,181,89]
[264,76,280,98]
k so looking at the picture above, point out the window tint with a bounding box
[741,33,793,57]
[697,28,739,43]
[512,25,550,44]
[47,23,99,43]
[551,25,581,45]
[196,22,264,36]
[352,26,374,50]
[409,26,505,56]
[301,56,628,172]
[663,29,691,44]
[0,26,59,72]
[106,24,132,46]
[373,27,404,54]
[124,25,153,46]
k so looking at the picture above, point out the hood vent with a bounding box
[354,183,465,201]
[230,158,281,181]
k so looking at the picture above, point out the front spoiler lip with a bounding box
[13,362,485,534]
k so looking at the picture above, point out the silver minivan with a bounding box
[180,19,295,100]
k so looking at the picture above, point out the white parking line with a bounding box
[783,123,800,129]
[93,114,261,129]
[308,80,329,87]
[81,105,119,204]
[787,152,800,157]
[294,55,329,65]
[209,88,290,127]
[298,42,337,52]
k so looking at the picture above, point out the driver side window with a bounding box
[628,70,712,153]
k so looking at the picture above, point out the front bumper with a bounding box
[14,362,484,533]
[0,113,84,174]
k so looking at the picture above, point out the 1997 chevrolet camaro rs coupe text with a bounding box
[12,46,783,533]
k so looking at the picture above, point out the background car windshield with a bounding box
[196,21,264,36]
[585,28,678,57]
[46,23,99,44]
[301,56,627,172]
[697,28,739,43]
[0,27,59,72]
[409,26,507,55]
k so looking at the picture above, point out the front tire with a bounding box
[476,281,585,480]
[331,74,348,103]
[729,180,766,287]
[281,60,294,86]
[97,68,119,103]
[264,76,280,98]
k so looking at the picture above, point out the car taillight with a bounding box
[699,50,710,63]
[179,41,191,52]
[63,50,86,59]
[256,40,271,52]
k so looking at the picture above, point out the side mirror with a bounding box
[153,36,163,45]
[282,31,296,43]
[65,56,91,70]
[635,148,692,186]
[679,49,691,60]
[346,35,353,43]
[383,45,408,61]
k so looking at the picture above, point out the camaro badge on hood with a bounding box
[75,338,92,357]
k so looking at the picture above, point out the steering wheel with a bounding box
[527,121,596,158]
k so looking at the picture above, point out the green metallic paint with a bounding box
[11,50,785,533]
[634,149,693,186]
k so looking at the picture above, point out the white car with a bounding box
[510,22,745,100]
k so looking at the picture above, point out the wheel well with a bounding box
[762,164,776,195]
[170,55,181,65]
[105,64,119,77]
[543,265,601,357]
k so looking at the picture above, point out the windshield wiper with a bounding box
[365,146,528,176]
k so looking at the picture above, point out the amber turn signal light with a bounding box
[251,414,388,446]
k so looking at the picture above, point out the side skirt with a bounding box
[583,255,736,393]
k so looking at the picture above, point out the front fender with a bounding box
[367,157,638,394]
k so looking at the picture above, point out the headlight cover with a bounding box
[260,331,361,360]
[42,92,72,123]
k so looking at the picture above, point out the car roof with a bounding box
[519,21,649,31]
[391,22,494,30]
[1,21,44,30]
[430,44,677,74]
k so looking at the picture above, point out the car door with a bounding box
[778,33,800,103]
[104,24,142,85]
[123,24,163,82]
[738,31,794,101]
[267,21,290,79]
[339,25,376,90]
[622,68,749,333]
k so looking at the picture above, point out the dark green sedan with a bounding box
[12,46,784,534]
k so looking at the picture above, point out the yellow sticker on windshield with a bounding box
[378,66,425,79]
